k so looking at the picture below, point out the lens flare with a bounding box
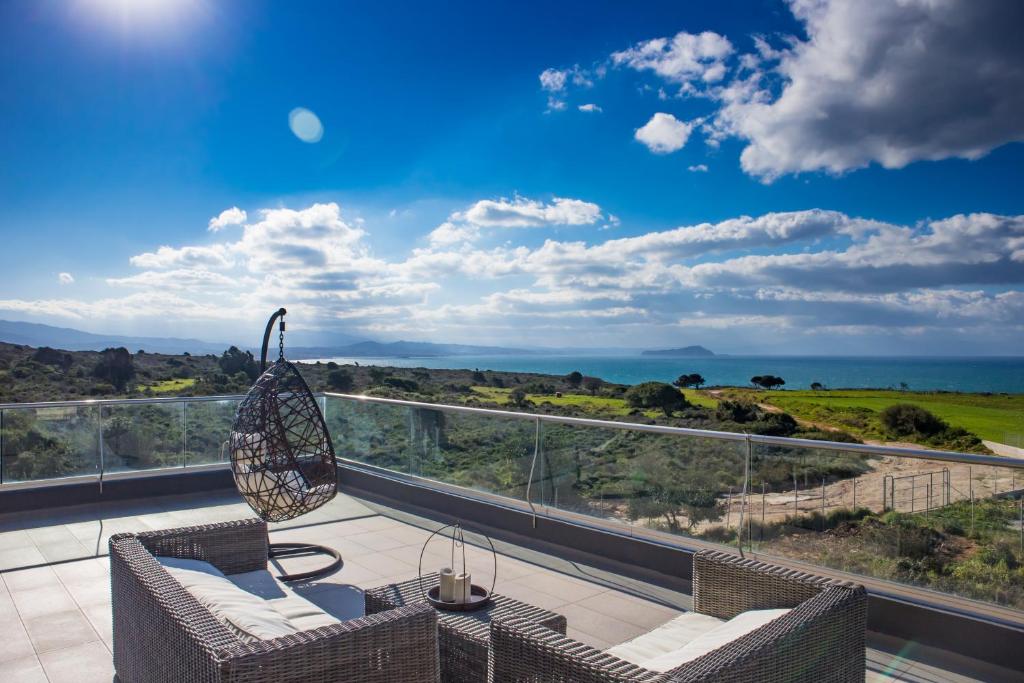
[288,108,324,143]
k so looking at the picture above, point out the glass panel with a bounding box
[750,443,1024,611]
[101,402,185,473]
[325,397,536,500]
[185,399,239,466]
[0,405,100,482]
[538,423,748,537]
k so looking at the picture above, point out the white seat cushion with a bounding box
[639,608,792,673]
[228,569,342,631]
[156,557,339,642]
[606,612,724,664]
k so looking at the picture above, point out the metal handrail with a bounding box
[1,390,1022,493]
[322,392,1024,470]
[0,394,248,410]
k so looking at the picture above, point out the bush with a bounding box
[715,400,760,423]
[327,369,354,392]
[217,346,258,381]
[880,404,947,437]
[383,377,418,392]
[625,382,688,416]
[93,347,135,390]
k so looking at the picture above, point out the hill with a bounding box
[642,345,715,357]
[0,319,229,355]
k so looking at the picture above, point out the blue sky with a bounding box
[1,0,1023,354]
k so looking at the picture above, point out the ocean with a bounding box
[309,355,1024,393]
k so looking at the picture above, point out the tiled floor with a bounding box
[0,489,1017,682]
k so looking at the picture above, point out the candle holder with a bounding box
[417,522,496,612]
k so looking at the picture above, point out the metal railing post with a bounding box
[181,400,188,468]
[97,406,105,495]
[737,434,751,555]
[524,417,541,528]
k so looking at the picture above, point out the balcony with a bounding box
[0,393,1021,681]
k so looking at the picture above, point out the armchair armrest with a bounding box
[693,550,837,619]
[214,603,440,683]
[489,617,661,683]
[132,518,269,575]
[667,583,867,683]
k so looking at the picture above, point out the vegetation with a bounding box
[751,375,786,390]
[625,382,689,416]
[710,387,1019,451]
[2,340,1020,610]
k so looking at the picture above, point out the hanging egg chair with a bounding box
[230,308,341,580]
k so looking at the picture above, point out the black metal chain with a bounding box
[278,316,286,360]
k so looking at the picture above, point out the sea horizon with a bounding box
[303,354,1024,394]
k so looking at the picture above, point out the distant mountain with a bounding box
[0,319,232,355]
[641,345,715,357]
[289,340,536,359]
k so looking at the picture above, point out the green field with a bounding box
[139,378,197,394]
[468,386,717,414]
[711,388,1023,445]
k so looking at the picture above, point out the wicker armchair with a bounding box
[489,549,866,683]
[109,518,440,683]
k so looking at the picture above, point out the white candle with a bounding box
[455,572,472,603]
[439,567,455,602]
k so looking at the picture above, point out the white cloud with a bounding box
[578,103,602,113]
[539,68,568,92]
[613,31,733,86]
[7,200,1024,353]
[635,113,693,154]
[130,244,235,270]
[57,272,74,285]
[208,206,247,232]
[546,97,567,112]
[455,196,602,228]
[715,0,1024,180]
[688,164,708,172]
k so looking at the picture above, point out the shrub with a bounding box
[625,382,688,416]
[383,377,418,392]
[715,400,760,423]
[327,369,354,392]
[93,347,135,390]
[880,404,947,437]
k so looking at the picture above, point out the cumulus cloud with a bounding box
[6,200,1024,353]
[635,113,693,153]
[578,103,602,113]
[612,30,734,87]
[57,272,74,285]
[688,164,708,172]
[718,0,1024,180]
[208,206,247,232]
[539,68,568,92]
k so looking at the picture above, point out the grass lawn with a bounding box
[140,377,197,394]
[715,388,1024,445]
[469,385,718,415]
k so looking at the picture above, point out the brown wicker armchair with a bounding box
[489,549,866,683]
[109,518,439,683]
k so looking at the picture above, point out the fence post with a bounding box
[852,478,857,510]
[969,466,975,536]
[793,471,799,516]
[820,478,826,530]
[726,487,733,529]
[1019,498,1023,554]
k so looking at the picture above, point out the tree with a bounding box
[327,369,354,392]
[509,386,530,407]
[672,373,705,389]
[368,367,390,385]
[625,382,689,416]
[565,371,583,388]
[581,376,603,395]
[93,347,135,391]
[218,346,258,381]
[471,370,487,384]
[810,382,825,391]
[751,375,785,390]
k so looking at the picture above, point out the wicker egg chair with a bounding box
[229,308,341,580]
